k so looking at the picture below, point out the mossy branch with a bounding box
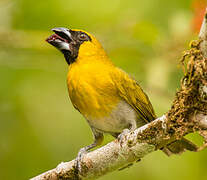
[30,8,207,180]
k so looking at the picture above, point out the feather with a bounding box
[112,68,156,123]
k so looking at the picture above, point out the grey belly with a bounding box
[88,100,145,133]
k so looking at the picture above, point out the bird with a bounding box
[46,27,198,167]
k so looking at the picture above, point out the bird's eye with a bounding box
[78,33,88,41]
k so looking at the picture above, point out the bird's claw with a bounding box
[75,147,87,171]
[118,129,130,146]
[118,163,133,171]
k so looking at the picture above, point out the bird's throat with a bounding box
[61,50,76,65]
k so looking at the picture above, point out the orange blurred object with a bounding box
[192,0,206,33]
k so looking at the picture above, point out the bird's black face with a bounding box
[46,27,91,65]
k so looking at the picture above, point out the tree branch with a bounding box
[30,8,207,180]
[199,8,207,59]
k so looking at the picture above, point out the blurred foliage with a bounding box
[0,0,207,179]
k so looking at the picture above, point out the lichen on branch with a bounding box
[167,39,207,139]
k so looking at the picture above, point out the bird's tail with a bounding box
[162,138,198,156]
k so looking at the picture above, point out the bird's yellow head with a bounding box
[46,27,107,65]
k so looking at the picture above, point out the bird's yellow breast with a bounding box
[67,58,120,119]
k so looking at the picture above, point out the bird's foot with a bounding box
[118,129,131,146]
[75,147,88,172]
[118,163,133,171]
[118,158,141,171]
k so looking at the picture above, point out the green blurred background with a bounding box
[1,0,207,179]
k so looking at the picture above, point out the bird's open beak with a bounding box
[46,27,72,51]
[46,27,74,64]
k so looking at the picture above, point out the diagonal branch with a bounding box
[30,8,207,180]
[31,113,207,180]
